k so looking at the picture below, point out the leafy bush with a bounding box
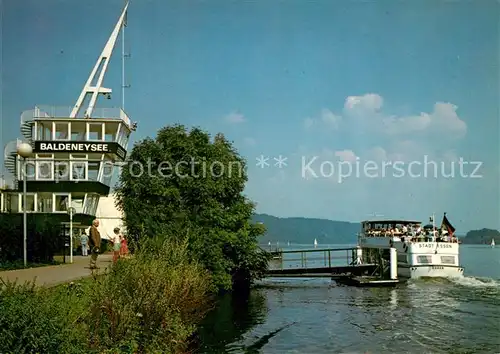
[0,214,64,266]
[115,125,269,291]
[83,237,212,353]
[0,238,212,354]
[0,279,89,354]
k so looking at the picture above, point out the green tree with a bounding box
[115,125,269,291]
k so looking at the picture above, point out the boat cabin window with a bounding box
[440,256,455,265]
[417,255,432,264]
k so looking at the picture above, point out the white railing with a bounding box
[19,105,133,128]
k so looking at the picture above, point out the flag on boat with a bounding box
[441,212,455,235]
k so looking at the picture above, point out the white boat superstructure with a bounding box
[356,213,464,279]
[491,239,495,247]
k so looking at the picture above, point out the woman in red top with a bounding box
[120,234,128,257]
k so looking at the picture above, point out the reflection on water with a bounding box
[195,290,268,353]
[197,246,500,353]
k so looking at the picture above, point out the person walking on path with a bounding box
[80,231,89,256]
[111,227,121,263]
[89,219,101,269]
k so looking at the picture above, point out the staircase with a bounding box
[3,109,37,189]
[20,109,35,144]
[4,139,20,188]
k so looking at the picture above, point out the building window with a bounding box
[88,161,100,182]
[54,122,70,140]
[83,194,99,215]
[37,122,52,140]
[417,255,432,264]
[24,161,36,181]
[88,123,103,141]
[101,161,113,185]
[20,194,36,212]
[105,123,117,142]
[71,122,86,141]
[54,194,69,212]
[54,161,70,182]
[440,256,455,265]
[71,194,85,214]
[36,161,54,180]
[116,124,129,147]
[8,194,19,212]
[71,161,87,181]
[37,193,53,213]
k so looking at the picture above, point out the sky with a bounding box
[1,0,499,232]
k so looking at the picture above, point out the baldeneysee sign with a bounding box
[33,141,126,160]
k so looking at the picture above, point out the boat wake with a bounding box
[407,275,500,289]
[450,275,500,288]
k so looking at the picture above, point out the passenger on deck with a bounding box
[442,229,449,242]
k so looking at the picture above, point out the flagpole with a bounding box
[432,213,436,241]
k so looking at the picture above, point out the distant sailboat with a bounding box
[314,238,318,248]
[492,238,495,247]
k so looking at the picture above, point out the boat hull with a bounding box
[358,236,464,279]
[399,264,464,279]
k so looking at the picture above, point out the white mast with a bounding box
[121,0,129,110]
[70,1,129,118]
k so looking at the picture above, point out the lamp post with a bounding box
[67,207,76,263]
[17,142,33,268]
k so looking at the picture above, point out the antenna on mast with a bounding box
[70,1,129,118]
[121,0,130,111]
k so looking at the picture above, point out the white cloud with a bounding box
[321,109,341,129]
[381,102,466,138]
[344,93,383,113]
[334,149,358,162]
[430,102,467,137]
[382,113,431,135]
[365,146,388,161]
[243,137,256,146]
[304,109,341,130]
[225,112,245,123]
[303,117,314,129]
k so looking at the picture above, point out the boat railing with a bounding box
[361,232,459,243]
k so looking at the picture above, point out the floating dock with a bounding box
[331,275,405,287]
[263,247,403,287]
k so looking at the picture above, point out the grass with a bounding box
[0,238,213,354]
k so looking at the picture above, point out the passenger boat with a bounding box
[355,213,464,279]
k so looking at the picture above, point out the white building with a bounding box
[94,193,126,240]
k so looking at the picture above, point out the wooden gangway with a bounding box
[264,247,378,278]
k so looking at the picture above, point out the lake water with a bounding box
[196,244,500,353]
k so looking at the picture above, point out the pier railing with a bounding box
[268,248,357,270]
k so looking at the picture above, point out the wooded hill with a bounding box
[252,213,359,245]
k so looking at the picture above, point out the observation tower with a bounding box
[1,2,135,236]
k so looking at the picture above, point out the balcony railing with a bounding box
[20,106,132,128]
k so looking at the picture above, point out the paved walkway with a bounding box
[0,254,114,288]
